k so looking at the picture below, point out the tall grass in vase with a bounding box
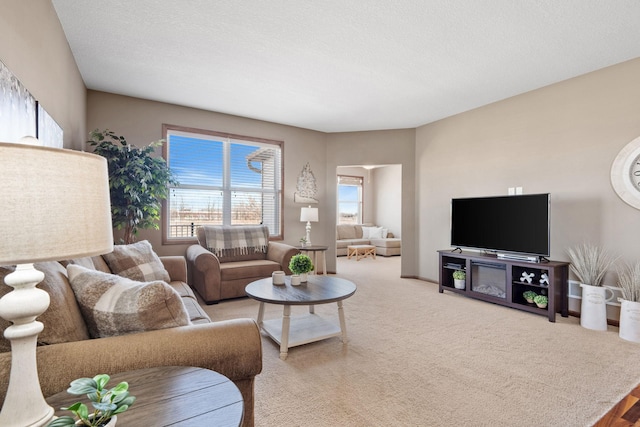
[567,243,617,287]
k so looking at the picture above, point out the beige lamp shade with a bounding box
[0,142,113,264]
[300,206,318,223]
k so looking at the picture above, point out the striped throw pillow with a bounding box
[102,240,170,282]
[67,264,190,338]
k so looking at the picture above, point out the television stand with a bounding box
[438,250,569,322]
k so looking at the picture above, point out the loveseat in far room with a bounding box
[336,224,402,257]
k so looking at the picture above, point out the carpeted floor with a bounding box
[202,256,640,427]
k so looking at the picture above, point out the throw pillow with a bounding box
[337,225,357,240]
[0,262,91,352]
[102,240,170,282]
[367,226,384,239]
[67,264,191,339]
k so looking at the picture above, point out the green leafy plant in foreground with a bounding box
[452,270,465,280]
[47,374,135,427]
[289,254,314,274]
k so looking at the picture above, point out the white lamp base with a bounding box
[305,221,312,246]
[0,263,54,426]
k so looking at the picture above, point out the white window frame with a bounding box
[162,124,283,243]
[337,175,363,225]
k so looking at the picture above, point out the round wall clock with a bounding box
[611,136,640,209]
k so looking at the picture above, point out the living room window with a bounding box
[162,125,283,243]
[337,175,363,224]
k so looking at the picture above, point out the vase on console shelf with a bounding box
[534,294,548,309]
[452,270,465,290]
[567,243,617,331]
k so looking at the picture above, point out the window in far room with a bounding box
[162,125,283,243]
[337,175,363,225]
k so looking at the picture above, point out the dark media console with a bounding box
[438,250,569,322]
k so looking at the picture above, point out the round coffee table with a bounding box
[46,366,243,426]
[245,275,357,359]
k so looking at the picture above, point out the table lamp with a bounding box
[300,206,318,246]
[0,141,113,427]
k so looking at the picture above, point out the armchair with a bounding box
[187,225,299,304]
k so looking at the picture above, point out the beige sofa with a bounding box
[186,225,299,304]
[336,224,402,257]
[0,255,262,427]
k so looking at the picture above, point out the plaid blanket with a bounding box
[204,225,268,259]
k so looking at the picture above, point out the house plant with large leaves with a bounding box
[88,129,176,244]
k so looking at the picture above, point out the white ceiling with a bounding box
[52,1,640,133]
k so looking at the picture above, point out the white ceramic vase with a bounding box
[579,284,613,331]
[618,298,640,343]
[291,275,301,286]
[272,271,285,285]
[300,272,308,282]
[454,279,465,290]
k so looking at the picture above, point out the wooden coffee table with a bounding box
[46,366,243,426]
[245,275,357,359]
[347,244,376,261]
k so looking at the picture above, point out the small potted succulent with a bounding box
[47,374,135,427]
[299,237,308,247]
[289,254,314,284]
[533,294,548,309]
[523,290,537,304]
[452,270,465,289]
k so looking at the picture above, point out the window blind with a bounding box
[164,127,282,239]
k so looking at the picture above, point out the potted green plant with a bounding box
[88,129,176,244]
[299,237,308,247]
[452,270,465,290]
[47,374,135,427]
[523,290,537,304]
[533,294,548,309]
[567,243,617,331]
[289,254,314,283]
[617,261,640,343]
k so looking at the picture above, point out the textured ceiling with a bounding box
[52,1,640,133]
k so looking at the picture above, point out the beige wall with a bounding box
[87,91,328,256]
[375,165,402,238]
[416,58,640,283]
[0,0,86,149]
[327,129,417,277]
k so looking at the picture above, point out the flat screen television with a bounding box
[450,193,550,259]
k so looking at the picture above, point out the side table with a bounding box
[295,245,328,275]
[46,366,244,427]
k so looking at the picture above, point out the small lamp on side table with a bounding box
[300,206,318,246]
[0,141,113,427]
